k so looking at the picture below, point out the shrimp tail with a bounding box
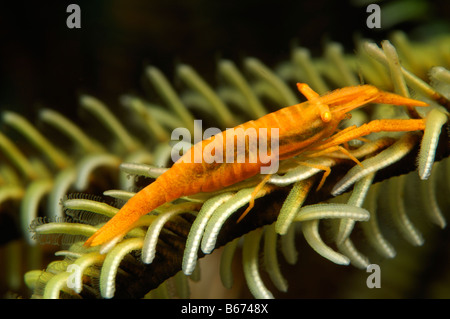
[84,181,169,247]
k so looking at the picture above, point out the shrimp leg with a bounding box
[311,119,426,152]
[236,174,273,222]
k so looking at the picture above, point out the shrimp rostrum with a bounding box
[84,83,427,248]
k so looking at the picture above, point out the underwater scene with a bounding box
[0,0,449,300]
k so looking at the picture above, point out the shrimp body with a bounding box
[84,84,428,247]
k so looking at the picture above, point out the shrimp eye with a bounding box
[321,111,332,122]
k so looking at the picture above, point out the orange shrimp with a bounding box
[84,83,427,247]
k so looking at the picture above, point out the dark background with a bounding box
[1,0,449,120]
